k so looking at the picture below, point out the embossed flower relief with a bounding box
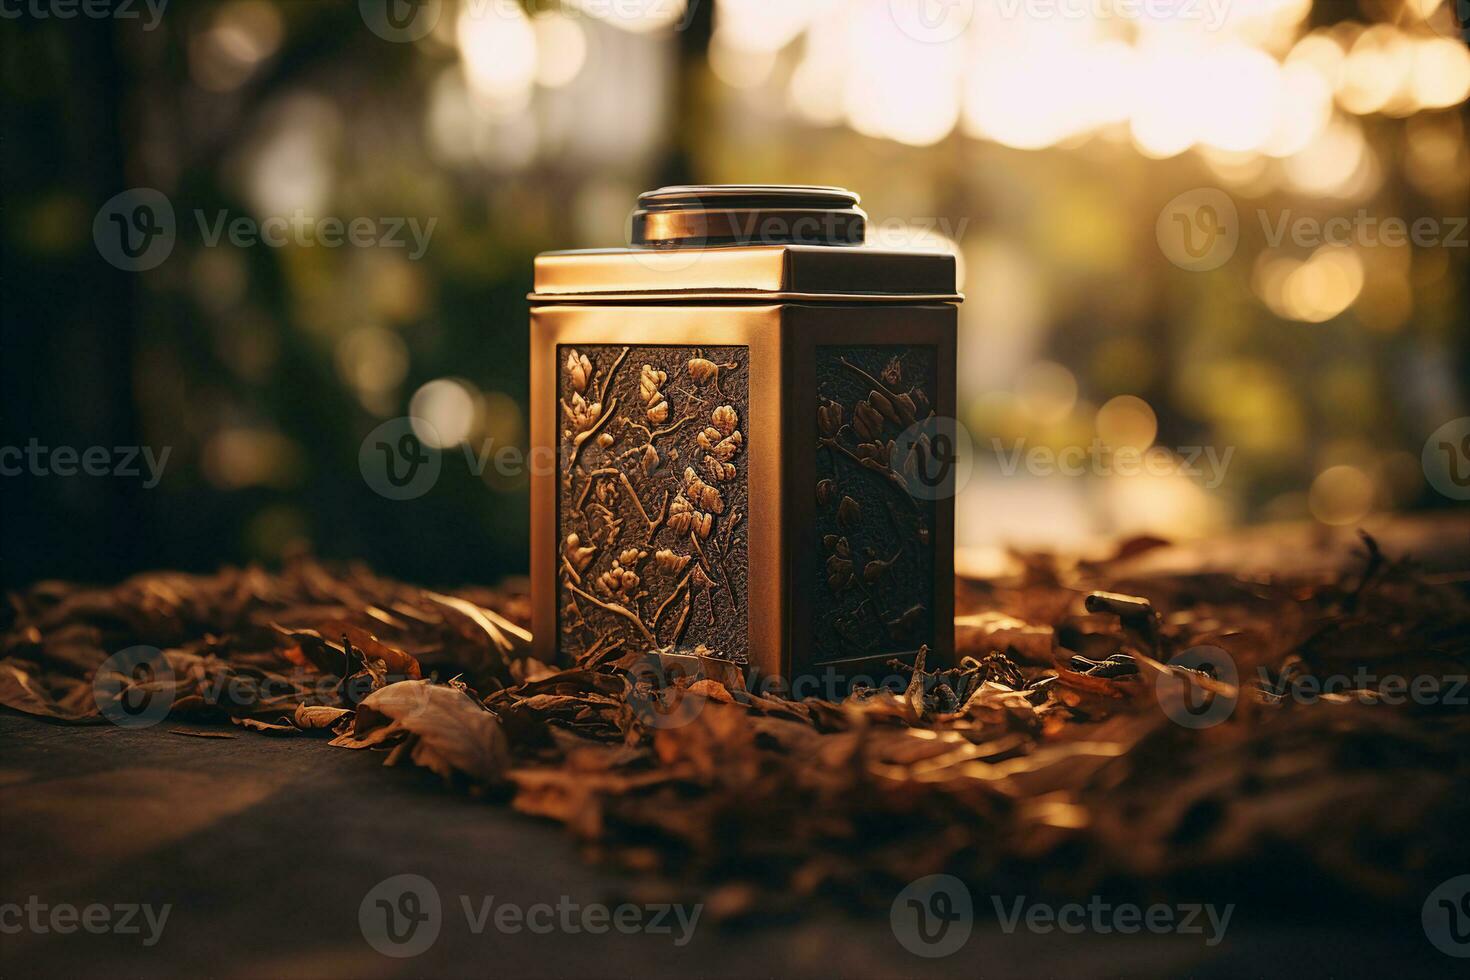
[558,347,747,656]
[562,350,600,435]
[669,466,723,539]
[816,355,932,511]
[638,363,669,424]
[565,349,592,393]
[815,353,935,651]
[560,347,624,477]
[595,548,648,601]
[819,367,931,497]
[697,405,742,482]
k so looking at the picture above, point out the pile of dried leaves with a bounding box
[3,534,1469,920]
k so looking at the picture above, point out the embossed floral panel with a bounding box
[557,344,750,663]
[812,345,938,665]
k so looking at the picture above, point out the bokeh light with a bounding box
[410,378,479,449]
[457,3,537,112]
[1309,464,1378,525]
[1015,362,1079,427]
[1096,396,1159,451]
[18,0,1466,589]
[533,12,588,89]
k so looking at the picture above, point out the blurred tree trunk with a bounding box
[0,19,144,588]
[655,0,713,189]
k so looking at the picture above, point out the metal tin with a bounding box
[529,185,961,688]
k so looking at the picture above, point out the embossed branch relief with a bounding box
[813,347,938,663]
[557,345,749,665]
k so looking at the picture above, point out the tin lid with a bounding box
[631,185,866,248]
[532,184,962,304]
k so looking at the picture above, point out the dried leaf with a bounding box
[294,704,353,729]
[232,716,296,735]
[271,621,422,680]
[347,680,510,783]
[8,530,1470,927]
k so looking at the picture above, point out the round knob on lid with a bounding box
[631,185,866,248]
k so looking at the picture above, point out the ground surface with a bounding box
[1,710,1461,979]
[4,514,1470,979]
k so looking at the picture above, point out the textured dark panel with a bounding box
[557,344,749,663]
[812,346,938,665]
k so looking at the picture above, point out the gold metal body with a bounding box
[530,187,961,686]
